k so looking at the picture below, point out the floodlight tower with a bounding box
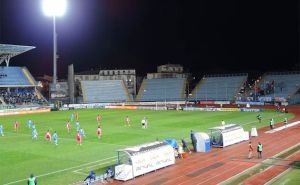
[42,0,67,90]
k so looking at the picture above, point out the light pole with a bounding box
[42,0,67,90]
[254,79,259,101]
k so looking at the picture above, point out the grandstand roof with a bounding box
[0,44,35,66]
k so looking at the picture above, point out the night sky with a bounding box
[0,0,299,79]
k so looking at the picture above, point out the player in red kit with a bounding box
[97,114,101,126]
[45,130,51,141]
[14,121,19,132]
[97,126,102,139]
[76,131,82,145]
[66,121,71,133]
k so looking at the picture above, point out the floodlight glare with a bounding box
[42,0,67,17]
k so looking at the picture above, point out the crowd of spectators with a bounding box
[0,88,46,105]
[236,80,285,102]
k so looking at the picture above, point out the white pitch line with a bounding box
[265,121,300,133]
[3,156,117,185]
[72,171,89,176]
[74,159,117,173]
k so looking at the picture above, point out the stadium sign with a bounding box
[235,101,265,105]
[240,108,262,112]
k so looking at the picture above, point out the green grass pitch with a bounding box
[0,109,294,185]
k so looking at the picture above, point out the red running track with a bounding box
[93,106,300,185]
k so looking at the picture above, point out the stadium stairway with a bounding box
[136,78,147,101]
[231,75,248,101]
[181,79,188,100]
[190,77,206,101]
[34,88,48,103]
[22,67,36,86]
[121,80,133,101]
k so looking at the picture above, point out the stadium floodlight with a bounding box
[42,0,67,91]
[42,0,67,17]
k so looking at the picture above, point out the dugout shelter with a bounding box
[114,141,175,181]
[209,124,249,148]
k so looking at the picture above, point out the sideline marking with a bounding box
[73,159,117,175]
[3,156,117,185]
[265,121,300,134]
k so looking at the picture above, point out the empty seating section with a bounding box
[258,73,300,98]
[192,75,247,101]
[139,78,186,101]
[81,80,129,103]
[0,67,34,86]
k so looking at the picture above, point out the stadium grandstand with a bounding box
[80,80,132,103]
[189,73,248,101]
[0,44,47,107]
[136,78,186,102]
[136,64,187,102]
[240,71,300,104]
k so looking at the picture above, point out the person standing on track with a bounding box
[269,118,274,129]
[283,117,288,128]
[248,141,253,159]
[257,142,263,159]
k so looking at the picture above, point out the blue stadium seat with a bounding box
[138,78,186,101]
[191,75,247,101]
[0,66,36,87]
[81,80,130,103]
